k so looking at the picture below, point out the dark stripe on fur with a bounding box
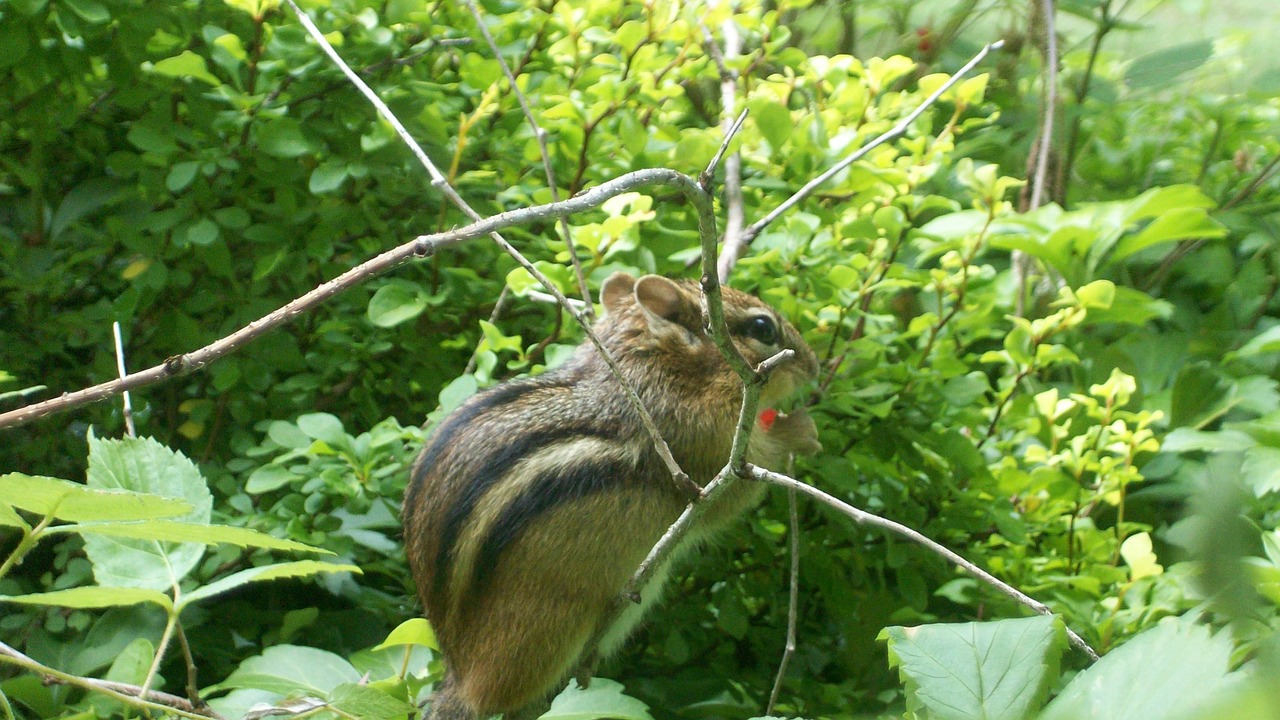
[469,454,637,598]
[405,378,547,520]
[431,424,613,597]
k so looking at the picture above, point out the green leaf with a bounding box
[1124,40,1214,90]
[186,217,220,246]
[368,281,428,327]
[1230,325,1280,360]
[62,0,109,24]
[1241,446,1280,497]
[84,435,213,590]
[541,679,653,720]
[180,561,359,609]
[296,413,346,445]
[1162,428,1256,453]
[148,51,222,86]
[329,683,416,720]
[245,464,298,493]
[309,161,349,194]
[1110,208,1226,263]
[208,645,362,696]
[65,521,330,555]
[751,99,792,150]
[374,618,439,651]
[0,473,191,522]
[880,616,1065,720]
[1041,619,1239,720]
[257,119,314,158]
[0,587,172,610]
[0,501,28,529]
[166,161,200,192]
[103,638,155,687]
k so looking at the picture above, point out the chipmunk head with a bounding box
[597,273,818,407]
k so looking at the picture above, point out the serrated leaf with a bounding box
[374,618,439,651]
[1041,619,1238,720]
[0,587,172,610]
[66,521,329,555]
[880,616,1065,720]
[541,678,653,720]
[209,645,362,696]
[85,435,212,590]
[1241,446,1280,497]
[180,561,359,609]
[0,473,191,522]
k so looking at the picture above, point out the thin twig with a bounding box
[766,484,801,714]
[698,16,749,282]
[0,640,220,719]
[461,0,593,317]
[464,285,511,376]
[740,40,1005,246]
[749,465,1100,661]
[112,321,136,437]
[1030,0,1057,212]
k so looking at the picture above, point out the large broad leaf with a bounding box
[1124,41,1214,91]
[84,435,212,590]
[1110,207,1226,264]
[179,561,360,610]
[207,645,361,696]
[1040,619,1241,720]
[541,679,653,720]
[0,473,192,523]
[880,615,1065,720]
[328,683,416,720]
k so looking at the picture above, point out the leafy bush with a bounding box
[2,0,1279,718]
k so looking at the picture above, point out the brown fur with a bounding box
[404,273,820,719]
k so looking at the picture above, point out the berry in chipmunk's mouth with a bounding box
[757,408,778,431]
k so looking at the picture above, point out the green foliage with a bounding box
[1,0,1279,718]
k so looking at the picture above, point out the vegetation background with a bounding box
[2,0,1280,718]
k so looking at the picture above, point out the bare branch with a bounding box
[700,17,750,282]
[766,483,801,715]
[740,39,1005,246]
[0,640,220,719]
[749,465,1100,661]
[1030,0,1058,212]
[0,168,704,430]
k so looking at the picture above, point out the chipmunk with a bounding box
[403,272,821,720]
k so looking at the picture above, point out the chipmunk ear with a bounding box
[634,275,685,321]
[600,272,636,316]
[634,275,701,336]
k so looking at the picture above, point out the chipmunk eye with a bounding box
[740,315,779,346]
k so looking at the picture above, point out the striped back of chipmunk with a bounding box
[402,368,670,638]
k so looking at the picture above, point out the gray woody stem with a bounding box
[0,169,702,430]
[750,465,1100,661]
